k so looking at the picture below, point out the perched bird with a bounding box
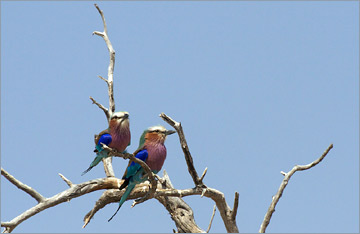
[108,125,175,221]
[81,111,131,176]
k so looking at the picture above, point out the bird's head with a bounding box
[143,125,175,144]
[109,111,130,129]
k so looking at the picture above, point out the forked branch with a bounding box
[82,170,206,232]
[259,143,334,233]
[1,4,335,233]
[92,3,115,116]
[160,112,239,233]
[91,3,118,177]
[1,169,122,233]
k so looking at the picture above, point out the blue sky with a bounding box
[1,1,359,233]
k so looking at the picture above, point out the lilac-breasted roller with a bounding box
[108,125,175,221]
[81,111,131,175]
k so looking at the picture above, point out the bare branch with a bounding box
[131,185,152,208]
[102,157,115,177]
[1,222,14,234]
[259,143,334,233]
[58,173,73,188]
[159,113,239,233]
[201,188,207,198]
[94,4,108,36]
[159,112,203,187]
[1,226,11,233]
[83,190,114,228]
[231,192,239,221]
[93,4,115,114]
[1,168,45,203]
[83,170,205,233]
[89,96,109,119]
[1,169,122,233]
[91,4,118,178]
[206,205,217,233]
[83,183,151,228]
[155,170,206,233]
[155,186,238,232]
[200,167,208,183]
[98,75,109,84]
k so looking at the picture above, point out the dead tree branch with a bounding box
[156,170,205,233]
[160,112,239,233]
[82,183,154,228]
[207,205,217,233]
[90,3,119,177]
[159,113,204,187]
[83,170,205,233]
[1,4,335,233]
[58,173,74,188]
[92,3,115,116]
[1,168,45,203]
[1,169,122,233]
[259,143,334,233]
[89,96,109,119]
[2,143,332,233]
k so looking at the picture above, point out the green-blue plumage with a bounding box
[107,125,174,221]
[81,133,112,176]
[107,149,148,222]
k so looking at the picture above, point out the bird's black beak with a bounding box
[124,113,129,119]
[166,130,176,135]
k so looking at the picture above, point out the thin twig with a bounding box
[201,188,207,198]
[200,167,208,183]
[58,173,73,188]
[89,96,109,119]
[206,205,217,233]
[1,168,45,203]
[231,192,239,221]
[259,143,334,233]
[98,75,109,84]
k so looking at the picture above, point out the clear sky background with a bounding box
[1,1,359,233]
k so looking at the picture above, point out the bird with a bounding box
[107,125,175,222]
[81,111,131,176]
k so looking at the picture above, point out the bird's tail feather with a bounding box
[119,178,129,191]
[108,183,136,222]
[81,152,106,176]
[81,166,94,176]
